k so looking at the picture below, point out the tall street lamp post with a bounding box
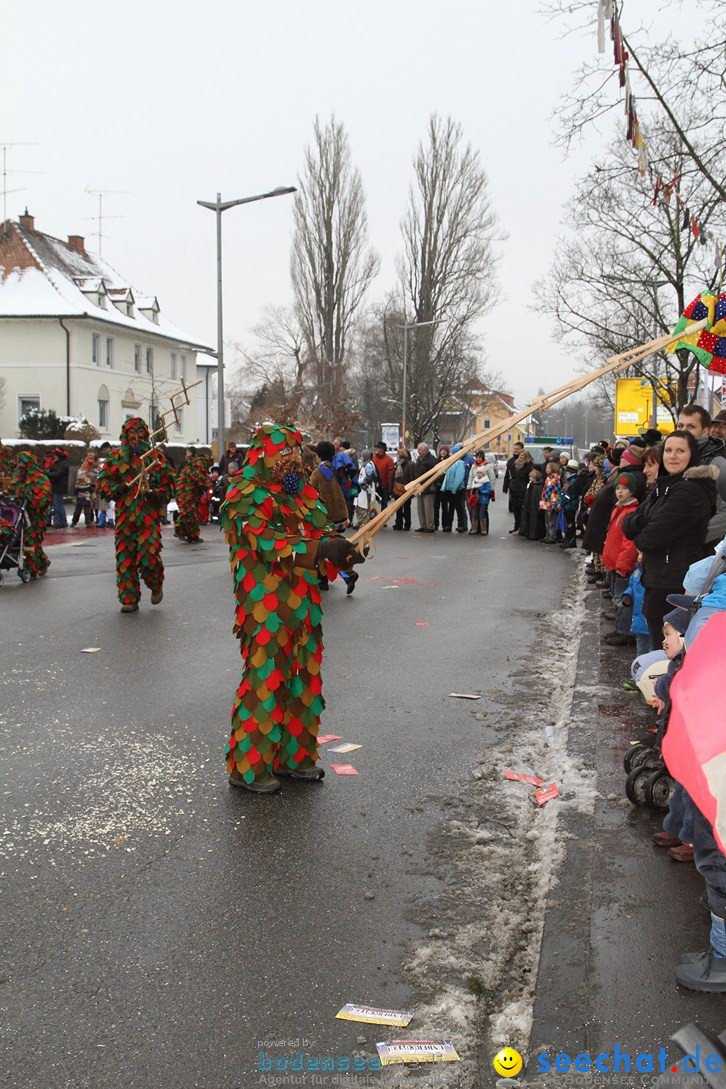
[396,317,443,446]
[197,186,296,454]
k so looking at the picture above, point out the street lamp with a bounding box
[395,317,444,446]
[197,186,296,453]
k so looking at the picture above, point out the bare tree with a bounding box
[537,117,725,417]
[396,114,502,442]
[291,116,379,413]
[542,0,726,200]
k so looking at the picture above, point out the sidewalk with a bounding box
[528,586,720,1079]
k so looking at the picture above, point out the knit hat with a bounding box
[615,471,637,494]
[608,447,624,466]
[640,428,662,446]
[662,608,689,637]
[567,459,579,470]
[620,445,645,467]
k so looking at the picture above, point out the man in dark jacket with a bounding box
[677,405,726,548]
[46,448,69,528]
[218,442,239,477]
[413,442,437,532]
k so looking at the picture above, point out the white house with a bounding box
[0,211,213,441]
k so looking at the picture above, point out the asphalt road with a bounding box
[1,505,574,1089]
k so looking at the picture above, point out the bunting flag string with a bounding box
[596,2,724,278]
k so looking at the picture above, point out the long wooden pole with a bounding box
[349,320,708,551]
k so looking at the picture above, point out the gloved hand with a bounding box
[317,537,365,568]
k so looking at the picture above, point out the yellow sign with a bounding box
[614,378,674,437]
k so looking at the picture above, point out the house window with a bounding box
[134,344,142,373]
[180,354,187,380]
[146,347,154,375]
[171,352,177,379]
[482,417,491,430]
[18,395,40,421]
[105,337,114,368]
[174,407,183,435]
[92,333,100,365]
[98,399,109,429]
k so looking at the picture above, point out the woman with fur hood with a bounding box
[623,430,718,649]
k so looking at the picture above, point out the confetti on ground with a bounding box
[376,1041,460,1065]
[327,743,361,754]
[81,647,101,654]
[534,783,559,806]
[330,764,359,776]
[336,1004,414,1026]
[503,770,545,786]
[317,734,342,745]
[414,622,429,627]
[449,692,480,700]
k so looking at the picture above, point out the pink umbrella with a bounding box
[663,613,726,854]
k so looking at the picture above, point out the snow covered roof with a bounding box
[0,217,212,351]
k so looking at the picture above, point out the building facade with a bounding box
[0,212,212,440]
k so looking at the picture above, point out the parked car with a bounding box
[481,451,499,478]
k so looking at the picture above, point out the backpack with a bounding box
[332,451,360,498]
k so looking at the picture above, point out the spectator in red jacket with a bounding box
[372,441,394,510]
[602,471,640,646]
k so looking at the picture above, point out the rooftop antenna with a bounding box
[0,142,39,227]
[84,188,129,256]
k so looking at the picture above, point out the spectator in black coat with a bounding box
[623,429,718,649]
[46,448,69,528]
[503,445,534,533]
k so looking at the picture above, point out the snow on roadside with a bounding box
[376,562,594,1087]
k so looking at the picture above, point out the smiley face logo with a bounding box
[493,1047,523,1077]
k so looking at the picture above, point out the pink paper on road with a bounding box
[317,734,342,745]
[503,770,544,786]
[534,783,559,806]
[330,764,359,776]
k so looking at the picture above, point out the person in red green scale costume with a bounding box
[222,424,365,795]
[96,417,175,613]
[7,451,52,578]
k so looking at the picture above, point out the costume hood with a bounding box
[120,417,150,445]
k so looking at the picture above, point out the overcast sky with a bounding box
[4,0,681,407]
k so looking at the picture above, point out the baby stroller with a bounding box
[0,496,32,585]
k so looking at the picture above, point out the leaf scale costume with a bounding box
[7,451,52,578]
[222,424,363,794]
[175,454,208,543]
[96,417,175,612]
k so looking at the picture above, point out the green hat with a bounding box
[616,471,637,494]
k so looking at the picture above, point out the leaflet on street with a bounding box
[327,743,361,753]
[449,692,481,700]
[336,1003,414,1026]
[534,782,559,806]
[503,770,544,786]
[317,734,342,744]
[330,764,359,776]
[375,1040,460,1065]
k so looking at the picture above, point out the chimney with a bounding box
[19,208,35,231]
[67,235,86,255]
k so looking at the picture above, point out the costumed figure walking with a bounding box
[221,424,365,795]
[96,417,175,613]
[7,451,52,577]
[175,450,208,543]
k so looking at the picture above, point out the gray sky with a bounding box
[4,0,678,407]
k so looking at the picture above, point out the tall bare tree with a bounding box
[291,116,379,413]
[396,114,502,442]
[537,116,725,418]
